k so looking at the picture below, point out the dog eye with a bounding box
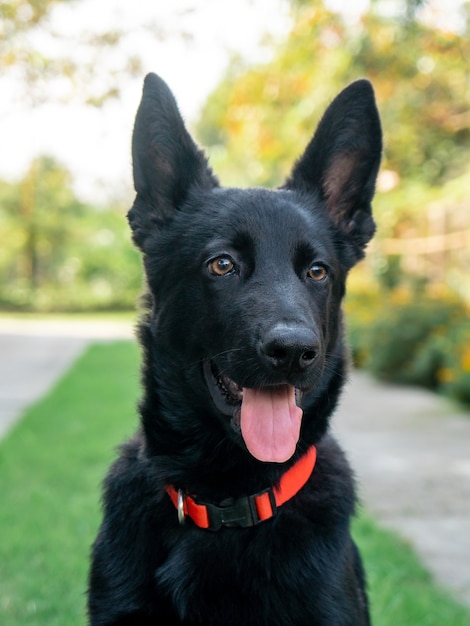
[307,264,328,282]
[207,256,235,276]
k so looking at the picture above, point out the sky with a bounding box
[0,0,465,203]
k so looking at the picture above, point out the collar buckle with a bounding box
[204,487,277,531]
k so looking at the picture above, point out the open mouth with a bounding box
[203,359,304,464]
[203,360,243,415]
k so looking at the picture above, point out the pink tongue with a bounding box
[240,386,303,463]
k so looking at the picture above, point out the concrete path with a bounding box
[0,318,133,439]
[0,318,469,609]
[333,372,470,608]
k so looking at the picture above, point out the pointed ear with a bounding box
[128,73,219,251]
[284,79,382,260]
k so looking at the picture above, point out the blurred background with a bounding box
[1,0,469,405]
[1,3,470,622]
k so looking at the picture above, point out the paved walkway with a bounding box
[333,372,470,608]
[0,318,133,439]
[0,318,469,609]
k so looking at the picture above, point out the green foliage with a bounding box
[354,11,470,184]
[0,0,72,27]
[364,299,465,387]
[437,323,470,405]
[0,156,142,311]
[370,164,470,303]
[345,288,470,405]
[197,1,470,187]
[0,0,144,105]
[197,4,350,187]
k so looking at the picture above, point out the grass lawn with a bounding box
[1,341,469,625]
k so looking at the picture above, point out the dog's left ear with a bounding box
[284,80,382,260]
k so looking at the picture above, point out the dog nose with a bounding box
[260,325,319,373]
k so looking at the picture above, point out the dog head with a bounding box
[128,74,381,463]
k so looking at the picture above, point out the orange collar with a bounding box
[165,446,317,531]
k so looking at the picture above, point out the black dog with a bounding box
[88,73,382,625]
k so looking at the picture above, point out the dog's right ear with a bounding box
[128,73,218,252]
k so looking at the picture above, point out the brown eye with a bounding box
[307,264,328,282]
[208,256,235,276]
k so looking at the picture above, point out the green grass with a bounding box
[0,342,140,625]
[354,515,470,625]
[1,341,469,625]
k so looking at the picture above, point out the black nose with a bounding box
[259,324,319,373]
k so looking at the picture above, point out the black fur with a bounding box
[88,73,382,625]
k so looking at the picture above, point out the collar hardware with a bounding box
[201,487,277,531]
[177,489,186,525]
[166,446,317,531]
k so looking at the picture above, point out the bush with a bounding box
[365,299,466,387]
[437,324,470,405]
[345,289,470,406]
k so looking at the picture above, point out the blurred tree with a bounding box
[0,0,143,106]
[1,156,84,294]
[197,0,470,188]
[0,0,70,32]
[0,156,141,310]
[0,0,198,106]
[352,7,469,184]
[197,4,348,187]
